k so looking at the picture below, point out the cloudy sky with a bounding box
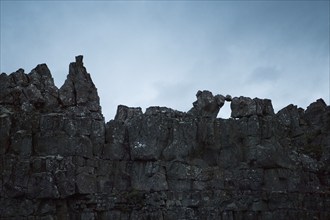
[1,1,329,120]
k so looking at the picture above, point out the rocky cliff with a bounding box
[0,56,329,220]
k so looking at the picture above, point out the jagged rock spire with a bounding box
[59,55,101,112]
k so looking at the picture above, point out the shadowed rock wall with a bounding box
[0,56,329,220]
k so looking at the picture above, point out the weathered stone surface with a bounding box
[304,98,327,124]
[231,96,274,118]
[114,105,143,122]
[28,172,59,199]
[131,161,168,191]
[103,120,128,160]
[0,112,11,154]
[0,64,59,113]
[163,117,197,160]
[76,172,97,194]
[188,90,225,118]
[1,56,329,219]
[127,112,172,160]
[59,55,101,113]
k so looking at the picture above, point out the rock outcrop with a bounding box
[0,56,329,220]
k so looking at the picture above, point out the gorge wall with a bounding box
[0,56,329,220]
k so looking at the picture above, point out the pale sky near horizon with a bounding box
[1,1,329,120]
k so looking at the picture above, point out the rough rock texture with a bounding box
[1,56,329,220]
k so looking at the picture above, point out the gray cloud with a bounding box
[249,66,281,83]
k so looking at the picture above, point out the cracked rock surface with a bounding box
[0,56,329,220]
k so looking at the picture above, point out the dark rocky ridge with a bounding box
[0,56,329,220]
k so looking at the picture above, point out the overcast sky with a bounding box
[1,1,329,120]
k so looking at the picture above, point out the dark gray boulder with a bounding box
[114,105,143,122]
[188,90,225,118]
[231,96,274,118]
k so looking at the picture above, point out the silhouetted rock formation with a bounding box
[0,56,329,220]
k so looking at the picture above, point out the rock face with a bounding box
[59,55,101,113]
[1,57,329,220]
[188,90,225,118]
